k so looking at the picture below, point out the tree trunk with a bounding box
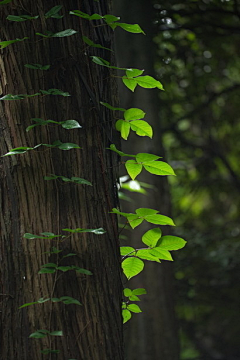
[0,1,124,359]
[114,0,180,359]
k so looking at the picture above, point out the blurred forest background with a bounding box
[115,0,240,359]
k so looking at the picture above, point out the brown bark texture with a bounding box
[0,1,124,359]
[114,0,180,359]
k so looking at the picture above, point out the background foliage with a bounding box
[153,0,240,359]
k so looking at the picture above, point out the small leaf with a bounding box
[143,161,175,176]
[45,5,63,19]
[129,295,140,301]
[157,235,187,250]
[115,23,145,34]
[122,309,132,324]
[122,257,144,279]
[150,248,173,261]
[135,208,158,217]
[132,288,147,295]
[49,330,63,336]
[127,304,142,313]
[0,0,13,4]
[122,77,137,92]
[74,268,92,275]
[61,120,82,129]
[38,268,56,274]
[116,120,130,140]
[82,36,113,52]
[124,108,145,121]
[62,227,105,234]
[136,153,161,162]
[0,37,28,49]
[25,63,50,70]
[123,288,132,297]
[59,296,81,305]
[130,120,153,138]
[58,142,81,150]
[142,228,162,247]
[145,214,175,226]
[52,29,77,37]
[120,246,135,256]
[29,330,49,339]
[135,76,164,90]
[126,69,144,77]
[127,214,144,229]
[7,15,39,22]
[108,144,135,158]
[136,249,160,262]
[71,177,92,186]
[69,10,102,21]
[125,160,142,180]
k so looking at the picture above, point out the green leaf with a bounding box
[136,249,160,262]
[45,5,63,19]
[71,177,92,186]
[0,37,28,49]
[103,14,120,24]
[127,304,142,313]
[126,69,144,77]
[24,232,59,240]
[24,63,50,70]
[130,120,153,138]
[69,10,102,21]
[116,120,130,140]
[49,330,63,336]
[19,301,39,309]
[82,36,113,52]
[38,268,56,274]
[127,214,144,229]
[100,101,125,112]
[132,288,147,295]
[136,153,161,162]
[150,248,173,261]
[7,15,39,22]
[29,330,49,339]
[62,227,105,234]
[58,142,81,150]
[122,257,144,279]
[145,214,175,226]
[120,246,135,256]
[122,309,132,324]
[129,295,140,301]
[125,160,142,180]
[157,235,187,250]
[59,296,81,305]
[40,89,71,96]
[124,108,145,121]
[123,288,132,297]
[52,29,78,37]
[61,120,82,129]
[122,77,137,92]
[143,161,175,176]
[135,208,158,217]
[142,228,162,247]
[115,23,145,34]
[57,266,73,272]
[135,76,164,90]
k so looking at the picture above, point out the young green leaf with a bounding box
[135,208,158,217]
[69,10,103,21]
[132,288,147,295]
[143,161,176,176]
[45,5,63,19]
[58,142,81,150]
[116,120,131,140]
[29,330,49,339]
[122,77,137,92]
[61,120,82,129]
[108,144,135,157]
[24,63,50,70]
[62,227,105,234]
[49,330,63,336]
[122,257,144,279]
[136,153,161,162]
[135,76,164,90]
[52,29,77,37]
[120,246,135,256]
[124,108,146,121]
[157,235,186,250]
[0,37,28,49]
[115,23,145,34]
[144,214,175,226]
[125,160,142,179]
[135,249,160,262]
[130,120,153,138]
[127,304,142,313]
[123,288,132,297]
[142,228,162,247]
[7,15,39,21]
[149,248,173,261]
[82,36,113,52]
[126,69,144,77]
[126,214,144,229]
[122,309,132,324]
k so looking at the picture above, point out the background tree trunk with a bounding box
[114,0,180,359]
[0,1,124,359]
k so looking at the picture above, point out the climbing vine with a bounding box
[0,1,186,356]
